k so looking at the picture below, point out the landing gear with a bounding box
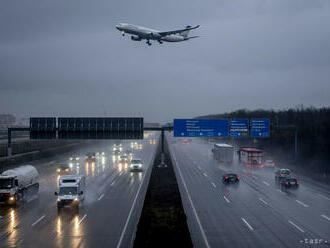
[146,40,152,46]
[121,31,125,36]
[158,40,163,44]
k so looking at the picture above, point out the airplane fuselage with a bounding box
[116,23,186,42]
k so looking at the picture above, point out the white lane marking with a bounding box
[31,215,46,227]
[111,180,116,186]
[259,198,268,205]
[116,157,153,248]
[252,175,258,180]
[288,220,305,233]
[321,214,330,221]
[198,166,202,170]
[241,218,254,231]
[119,171,124,176]
[78,214,87,225]
[263,181,270,186]
[98,194,104,201]
[211,182,216,188]
[296,200,309,208]
[203,173,208,178]
[171,154,211,248]
[193,161,197,164]
[277,189,286,194]
[223,196,230,203]
[318,194,330,201]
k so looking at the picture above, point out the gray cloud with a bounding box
[0,0,329,122]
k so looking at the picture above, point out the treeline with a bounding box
[198,106,330,174]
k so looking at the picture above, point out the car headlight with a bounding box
[70,158,73,160]
[139,164,142,167]
[57,169,61,172]
[57,199,61,202]
[74,198,79,201]
[9,196,15,201]
[76,157,80,160]
[65,168,69,171]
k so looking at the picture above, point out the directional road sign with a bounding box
[250,119,270,137]
[174,119,228,137]
[229,119,249,137]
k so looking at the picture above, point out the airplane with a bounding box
[115,23,200,45]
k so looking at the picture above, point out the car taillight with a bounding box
[237,176,240,180]
[225,176,229,179]
[296,181,299,185]
[285,181,289,185]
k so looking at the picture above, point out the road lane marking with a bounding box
[223,196,230,203]
[252,176,258,180]
[78,214,87,225]
[277,189,286,194]
[321,214,330,221]
[32,215,46,227]
[241,218,254,231]
[171,153,211,248]
[319,194,330,201]
[296,200,309,208]
[117,156,155,248]
[203,173,208,178]
[198,166,202,170]
[288,220,305,233]
[111,181,116,186]
[211,182,216,188]
[98,194,104,201]
[263,181,270,186]
[259,198,268,205]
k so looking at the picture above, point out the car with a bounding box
[280,178,299,188]
[69,155,80,161]
[264,159,275,168]
[56,164,71,175]
[275,168,291,181]
[119,155,129,163]
[125,150,133,160]
[85,152,96,162]
[130,158,143,172]
[222,173,240,184]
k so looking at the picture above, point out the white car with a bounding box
[130,159,143,172]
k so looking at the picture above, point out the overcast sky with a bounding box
[0,0,329,122]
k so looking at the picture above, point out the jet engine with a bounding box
[131,35,142,41]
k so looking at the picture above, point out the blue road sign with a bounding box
[230,119,249,137]
[250,119,270,137]
[174,119,228,137]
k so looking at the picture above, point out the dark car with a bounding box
[275,168,291,181]
[280,178,299,188]
[222,173,240,184]
[85,152,96,162]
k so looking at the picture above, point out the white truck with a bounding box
[55,175,85,210]
[0,165,39,205]
[212,143,234,164]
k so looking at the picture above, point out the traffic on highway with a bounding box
[167,134,330,247]
[0,133,158,247]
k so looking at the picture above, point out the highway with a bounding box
[0,132,159,248]
[167,134,330,248]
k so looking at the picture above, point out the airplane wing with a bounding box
[158,25,200,36]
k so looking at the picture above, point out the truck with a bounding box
[55,175,85,210]
[0,165,39,205]
[211,143,234,164]
[238,147,264,168]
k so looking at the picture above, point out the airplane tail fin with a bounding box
[180,25,192,38]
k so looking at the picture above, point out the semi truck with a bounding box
[212,143,234,164]
[0,165,39,205]
[55,175,86,210]
[238,147,264,168]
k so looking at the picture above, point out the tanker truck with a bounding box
[0,165,39,205]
